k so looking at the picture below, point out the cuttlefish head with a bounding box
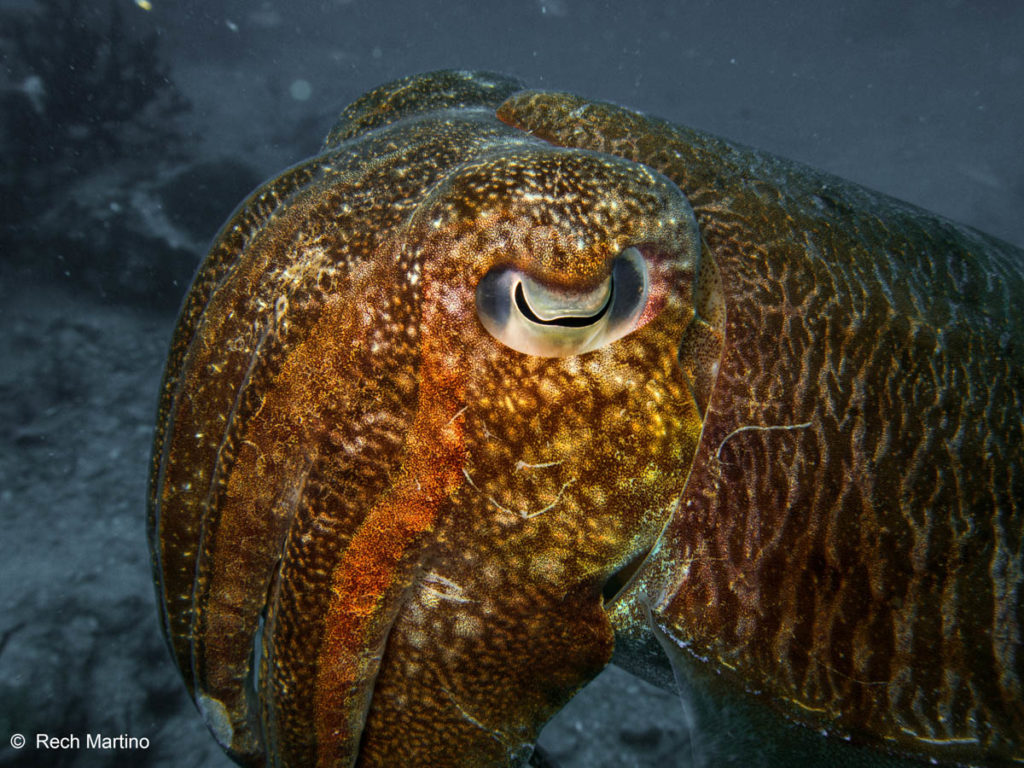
[151,82,726,767]
[409,145,719,574]
[344,145,727,765]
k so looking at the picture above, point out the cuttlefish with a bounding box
[148,70,1023,767]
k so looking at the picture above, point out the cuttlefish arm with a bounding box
[148,71,725,767]
[499,91,1024,765]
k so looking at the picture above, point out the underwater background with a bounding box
[1,1,1022,766]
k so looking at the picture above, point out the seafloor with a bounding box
[1,1,1022,767]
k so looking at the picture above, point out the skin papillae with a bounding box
[148,70,1023,767]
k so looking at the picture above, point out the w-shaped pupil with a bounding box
[513,282,612,328]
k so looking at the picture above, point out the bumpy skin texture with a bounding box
[149,70,718,768]
[497,93,1024,764]
[149,71,1023,767]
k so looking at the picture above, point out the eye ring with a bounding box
[475,246,650,357]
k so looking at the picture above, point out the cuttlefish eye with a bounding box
[475,246,650,357]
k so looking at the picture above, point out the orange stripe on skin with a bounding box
[312,359,466,768]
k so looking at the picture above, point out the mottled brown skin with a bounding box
[149,71,719,767]
[497,92,1024,764]
[150,71,1023,768]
